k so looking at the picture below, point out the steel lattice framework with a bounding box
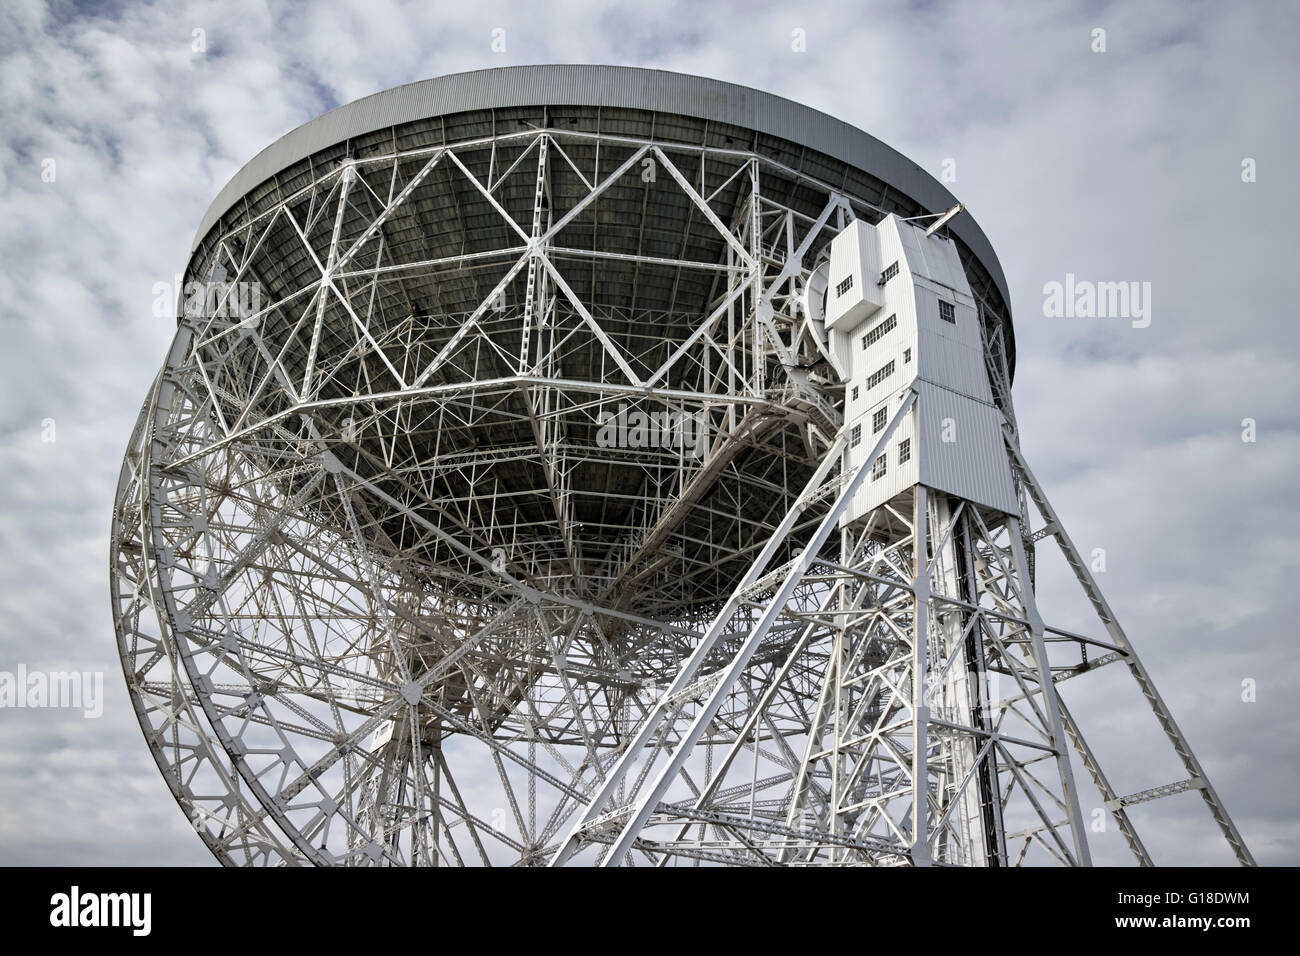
[110,66,1253,867]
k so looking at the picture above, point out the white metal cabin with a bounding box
[825,214,1019,522]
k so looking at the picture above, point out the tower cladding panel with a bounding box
[827,214,1019,522]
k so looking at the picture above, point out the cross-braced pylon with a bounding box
[112,115,1253,866]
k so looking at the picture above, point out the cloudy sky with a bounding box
[0,0,1296,866]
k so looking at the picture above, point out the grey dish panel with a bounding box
[192,65,1010,317]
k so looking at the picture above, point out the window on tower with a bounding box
[867,360,895,390]
[861,313,897,350]
[939,300,955,324]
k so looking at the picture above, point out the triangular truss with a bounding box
[113,119,1253,866]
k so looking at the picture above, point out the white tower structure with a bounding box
[830,214,1018,522]
[111,66,1253,866]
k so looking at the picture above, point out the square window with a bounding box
[939,300,955,324]
[850,424,861,447]
[872,407,887,433]
[851,385,859,402]
[898,438,911,464]
[871,454,887,480]
[904,347,912,363]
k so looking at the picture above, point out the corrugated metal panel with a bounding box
[913,281,991,403]
[916,326,994,403]
[846,233,912,387]
[190,67,1013,318]
[845,390,918,522]
[853,336,910,405]
[875,216,906,289]
[915,382,1018,516]
[825,220,884,331]
[931,234,968,296]
[914,284,978,348]
[900,221,969,297]
[896,217,926,280]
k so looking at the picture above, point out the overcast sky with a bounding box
[0,0,1296,866]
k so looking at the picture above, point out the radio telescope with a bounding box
[111,66,1253,866]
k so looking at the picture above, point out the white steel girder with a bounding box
[111,121,1252,867]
